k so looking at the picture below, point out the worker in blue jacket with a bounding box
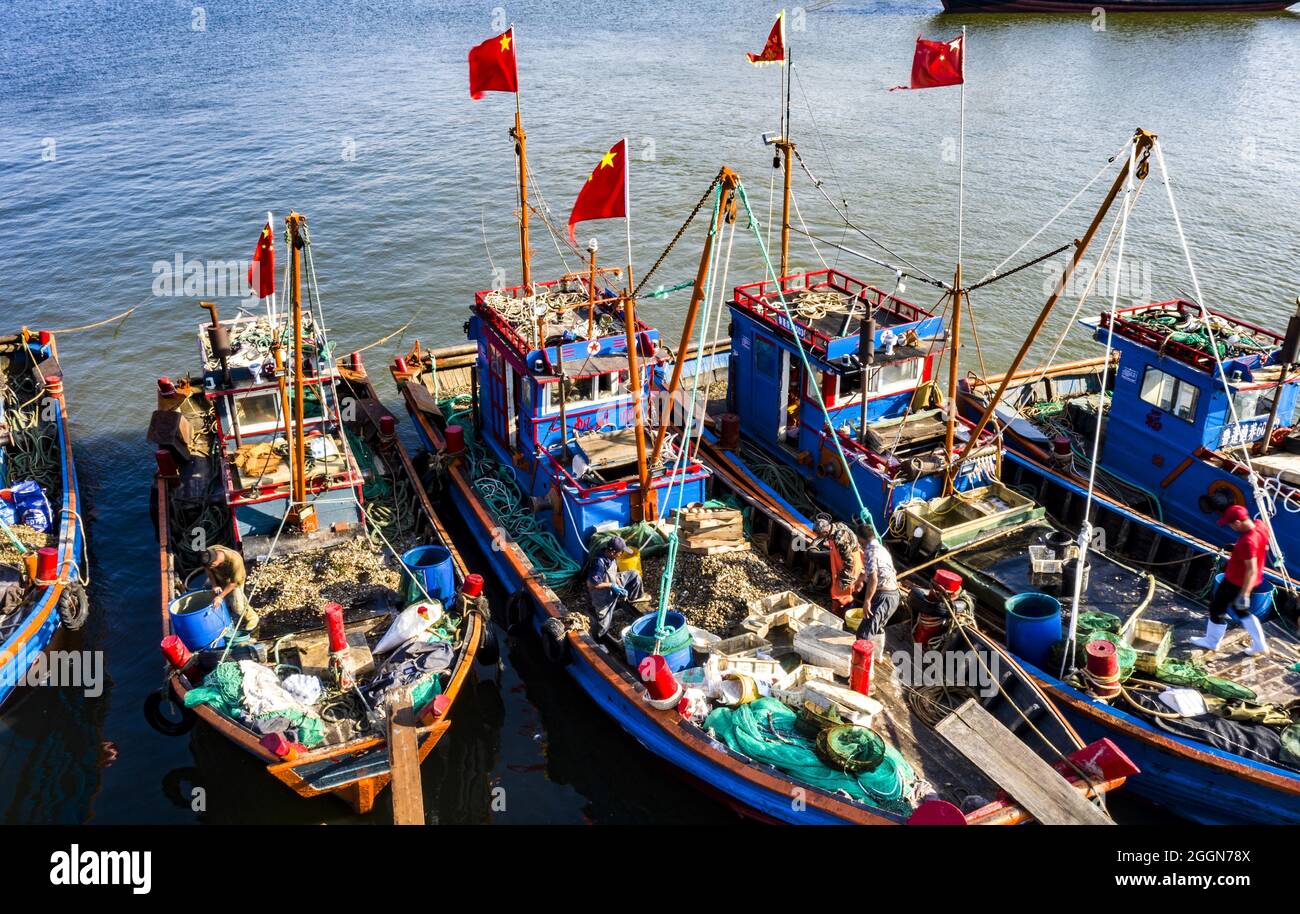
[586,536,645,637]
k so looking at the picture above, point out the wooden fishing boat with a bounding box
[0,329,87,709]
[146,213,482,814]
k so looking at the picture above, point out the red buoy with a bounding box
[462,573,484,598]
[154,448,179,480]
[349,352,363,372]
[420,693,453,725]
[1086,638,1120,679]
[38,330,52,346]
[157,376,176,396]
[160,635,192,669]
[379,414,396,438]
[324,602,347,654]
[932,569,963,595]
[35,546,58,584]
[850,638,875,695]
[393,356,409,374]
[639,654,679,702]
[444,424,465,455]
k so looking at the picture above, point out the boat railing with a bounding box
[1101,299,1283,375]
[473,272,650,357]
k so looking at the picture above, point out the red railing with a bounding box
[1101,299,1284,374]
[732,268,933,357]
[473,272,651,359]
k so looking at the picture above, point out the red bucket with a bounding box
[36,546,58,584]
[444,424,465,455]
[639,655,679,702]
[160,635,192,669]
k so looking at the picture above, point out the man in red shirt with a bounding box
[1191,504,1270,655]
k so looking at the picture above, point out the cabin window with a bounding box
[754,336,780,378]
[541,371,630,413]
[1231,387,1275,423]
[232,390,284,436]
[1139,367,1199,422]
[834,357,922,404]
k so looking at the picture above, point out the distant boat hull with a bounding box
[943,0,1294,11]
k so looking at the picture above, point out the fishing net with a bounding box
[1076,611,1122,638]
[817,725,886,774]
[183,662,244,717]
[1155,658,1257,701]
[705,697,917,814]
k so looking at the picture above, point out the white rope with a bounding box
[1061,139,1139,678]
[1153,141,1293,589]
[975,140,1129,286]
[790,188,829,271]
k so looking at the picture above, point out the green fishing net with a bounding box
[1156,658,1257,701]
[1076,611,1122,638]
[183,661,244,717]
[705,697,917,814]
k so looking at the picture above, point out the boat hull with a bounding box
[943,0,1295,11]
[0,335,85,710]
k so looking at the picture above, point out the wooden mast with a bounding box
[512,97,532,290]
[650,169,740,470]
[284,211,317,533]
[624,277,655,522]
[777,47,794,279]
[943,265,963,495]
[950,128,1156,479]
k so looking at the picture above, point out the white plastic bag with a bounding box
[375,600,444,654]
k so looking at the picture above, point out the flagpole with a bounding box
[945,27,966,496]
[621,137,653,521]
[957,26,966,268]
[512,27,532,292]
[266,210,277,326]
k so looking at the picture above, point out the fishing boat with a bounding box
[0,329,87,709]
[144,213,483,814]
[691,122,1300,823]
[956,300,1300,590]
[392,62,1134,816]
[942,0,1297,12]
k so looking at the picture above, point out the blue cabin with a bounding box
[1084,298,1300,561]
[723,268,997,526]
[468,272,708,555]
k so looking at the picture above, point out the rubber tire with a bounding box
[539,616,569,665]
[505,591,532,630]
[144,689,196,736]
[477,625,501,667]
[58,581,90,631]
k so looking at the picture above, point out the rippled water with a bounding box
[0,0,1295,823]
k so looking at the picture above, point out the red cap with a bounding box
[462,573,484,598]
[1218,504,1250,526]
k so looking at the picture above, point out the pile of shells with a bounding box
[0,525,57,574]
[247,534,417,628]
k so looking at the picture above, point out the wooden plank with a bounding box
[934,699,1113,826]
[386,688,425,826]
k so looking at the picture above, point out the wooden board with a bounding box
[386,688,425,826]
[935,699,1113,825]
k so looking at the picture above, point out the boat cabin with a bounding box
[1087,300,1300,489]
[196,310,364,547]
[468,272,708,554]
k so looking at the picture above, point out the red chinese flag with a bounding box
[468,28,518,100]
[248,220,274,299]
[894,34,964,90]
[567,139,627,244]
[746,10,786,66]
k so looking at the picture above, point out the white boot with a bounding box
[1241,614,1271,656]
[1190,620,1227,651]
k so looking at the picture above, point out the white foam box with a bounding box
[716,651,783,679]
[770,664,837,707]
[804,679,883,725]
[740,594,840,639]
[793,624,858,678]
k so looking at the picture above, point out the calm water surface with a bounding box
[0,0,1295,823]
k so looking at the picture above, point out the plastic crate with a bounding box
[714,632,772,657]
[1124,618,1172,675]
[717,652,784,680]
[771,664,837,707]
[793,624,857,678]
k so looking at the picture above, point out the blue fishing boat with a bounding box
[0,330,87,709]
[693,127,1300,824]
[393,111,1134,820]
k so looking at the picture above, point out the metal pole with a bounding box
[512,99,532,290]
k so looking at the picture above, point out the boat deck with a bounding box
[956,522,1300,707]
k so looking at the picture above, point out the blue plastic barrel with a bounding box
[402,545,456,605]
[623,611,694,672]
[170,590,232,651]
[1005,592,1062,670]
[1213,573,1274,620]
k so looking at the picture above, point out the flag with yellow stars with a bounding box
[567,139,627,243]
[469,28,518,100]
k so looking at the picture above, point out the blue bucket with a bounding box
[623,611,694,672]
[1214,574,1274,620]
[402,545,456,605]
[170,589,232,651]
[1005,592,1062,670]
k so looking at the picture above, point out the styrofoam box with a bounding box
[793,624,857,678]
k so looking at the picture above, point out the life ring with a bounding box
[143,688,196,736]
[1198,478,1247,516]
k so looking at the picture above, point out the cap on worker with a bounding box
[605,536,633,555]
[813,517,832,535]
[1218,504,1250,526]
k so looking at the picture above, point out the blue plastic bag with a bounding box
[0,481,52,533]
